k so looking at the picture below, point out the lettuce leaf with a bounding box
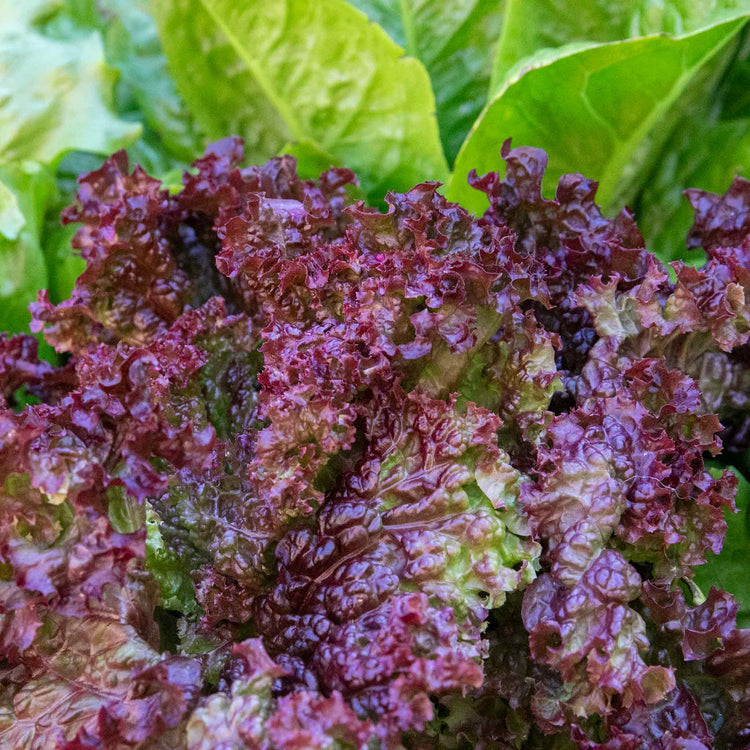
[636,26,750,263]
[448,16,750,216]
[151,0,449,201]
[0,0,139,165]
[347,0,503,163]
[0,0,141,338]
[490,0,750,91]
[0,164,54,334]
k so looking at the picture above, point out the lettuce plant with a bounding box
[0,138,747,747]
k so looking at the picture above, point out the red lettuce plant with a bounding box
[0,138,747,748]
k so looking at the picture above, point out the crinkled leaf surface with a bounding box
[694,467,750,627]
[5,137,750,746]
[0,601,202,748]
[347,0,503,163]
[449,17,749,216]
[146,507,200,615]
[152,0,449,201]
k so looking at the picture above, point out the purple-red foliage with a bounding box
[0,138,747,748]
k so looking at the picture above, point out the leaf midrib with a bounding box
[197,0,339,166]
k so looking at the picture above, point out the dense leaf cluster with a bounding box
[0,140,748,748]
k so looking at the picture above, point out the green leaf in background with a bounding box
[695,466,750,628]
[152,0,449,201]
[41,218,83,307]
[42,0,99,30]
[0,0,140,164]
[491,0,750,92]
[0,0,142,338]
[0,162,55,333]
[0,182,26,242]
[41,151,101,306]
[492,1,637,91]
[347,0,503,164]
[637,118,750,264]
[448,17,749,216]
[636,28,750,263]
[98,0,205,165]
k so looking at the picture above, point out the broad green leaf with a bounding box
[98,0,205,164]
[492,1,638,92]
[720,23,750,118]
[636,29,750,262]
[346,0,503,163]
[0,183,25,242]
[0,0,140,164]
[491,0,750,93]
[694,467,750,628]
[637,119,750,263]
[41,220,82,305]
[0,162,55,333]
[152,0,449,201]
[448,18,749,216]
[39,0,196,172]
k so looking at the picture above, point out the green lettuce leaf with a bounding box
[40,151,101,308]
[0,163,55,333]
[151,0,449,201]
[146,507,200,615]
[635,27,750,263]
[98,0,205,165]
[490,0,750,92]
[448,16,750,216]
[0,0,140,164]
[0,0,142,340]
[346,0,503,163]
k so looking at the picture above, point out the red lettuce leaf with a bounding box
[686,176,750,252]
[0,583,201,749]
[2,138,749,747]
